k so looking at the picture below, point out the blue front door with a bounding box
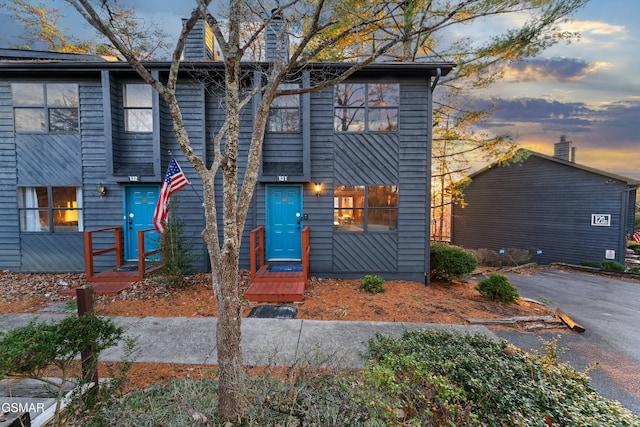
[124,185,160,260]
[266,185,303,261]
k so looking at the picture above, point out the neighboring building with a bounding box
[0,20,454,282]
[451,137,638,266]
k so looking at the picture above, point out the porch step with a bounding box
[59,281,133,296]
[244,281,306,303]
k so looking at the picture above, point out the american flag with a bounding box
[153,157,189,233]
[633,230,640,243]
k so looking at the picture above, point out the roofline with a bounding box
[469,148,639,187]
[0,58,455,77]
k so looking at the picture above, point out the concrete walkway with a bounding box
[0,313,492,368]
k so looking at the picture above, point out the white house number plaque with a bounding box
[591,214,611,227]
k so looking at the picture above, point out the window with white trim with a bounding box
[124,83,153,132]
[334,185,398,232]
[334,83,399,132]
[12,83,79,133]
[18,187,83,232]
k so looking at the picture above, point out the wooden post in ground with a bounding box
[76,285,99,390]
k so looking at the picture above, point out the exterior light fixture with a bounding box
[314,182,322,199]
[97,183,106,198]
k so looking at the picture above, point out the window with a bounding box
[334,83,399,132]
[12,83,79,132]
[268,84,300,132]
[334,185,397,232]
[124,83,153,132]
[18,187,83,232]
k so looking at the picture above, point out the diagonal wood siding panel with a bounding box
[334,133,398,184]
[21,234,85,272]
[333,233,397,272]
[16,134,82,185]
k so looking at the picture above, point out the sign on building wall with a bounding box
[591,214,611,227]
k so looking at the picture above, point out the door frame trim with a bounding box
[265,184,304,262]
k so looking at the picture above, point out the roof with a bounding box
[0,48,117,62]
[469,148,639,187]
[0,49,455,78]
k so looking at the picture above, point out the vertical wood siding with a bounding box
[0,82,19,269]
[397,82,430,279]
[452,155,633,265]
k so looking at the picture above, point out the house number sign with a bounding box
[591,214,611,227]
[278,175,288,182]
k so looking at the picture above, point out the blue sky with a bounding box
[1,0,638,180]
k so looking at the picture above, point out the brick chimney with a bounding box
[183,19,217,61]
[265,10,289,62]
[554,135,576,162]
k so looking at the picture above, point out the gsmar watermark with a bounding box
[2,401,46,413]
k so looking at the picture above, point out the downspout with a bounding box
[425,68,441,287]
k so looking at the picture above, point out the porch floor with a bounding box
[244,265,306,302]
[61,263,161,296]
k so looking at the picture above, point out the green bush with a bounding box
[430,242,478,281]
[363,329,640,426]
[628,242,640,254]
[475,273,520,303]
[361,274,385,294]
[580,261,600,268]
[600,260,625,272]
[158,197,195,288]
[0,314,125,426]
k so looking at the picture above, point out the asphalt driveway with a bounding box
[495,268,640,415]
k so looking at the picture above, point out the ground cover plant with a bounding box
[80,329,640,426]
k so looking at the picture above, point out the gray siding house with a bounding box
[451,137,638,266]
[0,26,454,282]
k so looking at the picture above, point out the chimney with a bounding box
[265,10,289,62]
[554,135,575,162]
[183,19,217,61]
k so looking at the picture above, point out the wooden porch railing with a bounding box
[301,226,310,280]
[249,226,266,282]
[249,225,310,281]
[84,226,163,282]
[84,226,124,280]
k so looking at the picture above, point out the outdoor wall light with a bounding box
[314,182,322,199]
[97,183,106,198]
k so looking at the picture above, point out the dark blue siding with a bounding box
[0,82,19,270]
[452,154,635,265]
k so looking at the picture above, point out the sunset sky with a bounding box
[1,1,637,180]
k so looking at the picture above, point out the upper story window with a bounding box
[12,83,79,133]
[268,84,300,133]
[334,185,398,232]
[124,83,153,132]
[334,83,399,132]
[18,186,83,233]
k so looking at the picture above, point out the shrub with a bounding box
[361,275,385,294]
[503,248,532,266]
[475,273,520,303]
[600,260,625,272]
[158,197,195,288]
[469,248,500,267]
[430,242,478,281]
[629,266,640,274]
[580,261,600,268]
[0,314,125,426]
